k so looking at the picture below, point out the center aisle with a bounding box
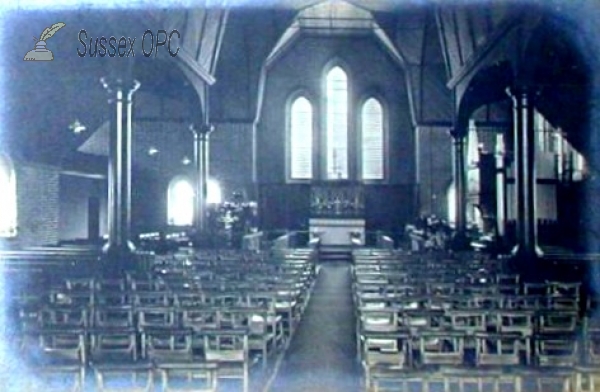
[267,261,361,392]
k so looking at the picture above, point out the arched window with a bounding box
[168,177,194,226]
[326,66,348,179]
[207,179,222,204]
[290,96,313,179]
[447,182,456,228]
[361,98,384,180]
[0,153,17,237]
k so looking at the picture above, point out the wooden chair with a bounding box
[493,310,534,363]
[537,310,578,334]
[573,366,600,392]
[137,306,177,331]
[475,332,522,366]
[158,362,218,392]
[49,287,94,308]
[141,327,194,363]
[418,331,465,366]
[442,367,522,392]
[20,327,87,392]
[203,329,250,392]
[360,331,409,392]
[42,299,89,323]
[93,362,154,392]
[448,309,487,335]
[94,290,130,307]
[585,328,600,365]
[358,308,400,360]
[518,368,573,392]
[535,333,579,367]
[246,308,281,368]
[367,369,446,392]
[21,364,85,392]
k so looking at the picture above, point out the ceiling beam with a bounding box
[445,12,522,89]
[61,170,106,180]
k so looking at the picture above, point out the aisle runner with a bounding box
[267,262,360,392]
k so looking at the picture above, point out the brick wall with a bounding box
[13,162,60,247]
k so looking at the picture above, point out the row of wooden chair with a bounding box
[366,366,600,392]
[352,249,593,392]
[9,247,318,392]
[19,325,245,392]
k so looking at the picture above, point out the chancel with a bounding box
[2,1,600,391]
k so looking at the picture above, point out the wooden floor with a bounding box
[268,262,361,392]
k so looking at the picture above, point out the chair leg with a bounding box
[263,344,268,369]
[243,362,249,392]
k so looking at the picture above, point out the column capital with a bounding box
[100,77,141,96]
[189,123,215,137]
[505,85,541,100]
[448,128,466,141]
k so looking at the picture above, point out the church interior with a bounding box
[2,0,600,391]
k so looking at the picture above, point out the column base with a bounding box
[190,230,215,249]
[101,241,137,276]
[510,243,544,260]
[509,244,544,279]
[449,232,471,251]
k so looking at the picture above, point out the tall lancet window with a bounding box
[168,177,194,226]
[290,96,313,179]
[326,66,348,179]
[0,153,17,237]
[361,98,384,180]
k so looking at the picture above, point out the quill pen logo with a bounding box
[24,22,66,61]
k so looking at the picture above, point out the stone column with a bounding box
[100,76,140,269]
[495,133,507,239]
[450,128,469,249]
[509,86,541,260]
[190,123,214,236]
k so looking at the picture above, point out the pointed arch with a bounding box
[360,97,385,180]
[289,95,314,180]
[325,65,349,179]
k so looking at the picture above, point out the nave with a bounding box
[3,2,600,391]
[268,261,360,392]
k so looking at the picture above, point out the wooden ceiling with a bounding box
[1,1,596,171]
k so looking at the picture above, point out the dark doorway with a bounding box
[88,197,100,242]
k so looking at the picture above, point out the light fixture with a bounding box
[69,119,86,134]
[181,156,191,165]
[147,146,159,156]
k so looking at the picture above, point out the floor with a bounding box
[267,262,361,392]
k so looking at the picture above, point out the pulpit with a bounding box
[308,184,365,246]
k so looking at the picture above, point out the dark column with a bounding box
[101,76,140,270]
[190,123,214,242]
[450,128,470,249]
[510,86,541,261]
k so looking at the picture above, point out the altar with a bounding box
[309,218,365,246]
[309,183,365,246]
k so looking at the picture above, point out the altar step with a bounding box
[318,246,353,263]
